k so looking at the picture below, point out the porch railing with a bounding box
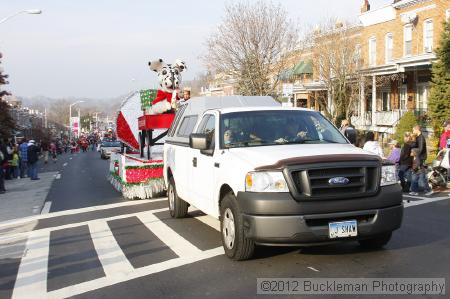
[350,112,372,128]
[374,110,408,126]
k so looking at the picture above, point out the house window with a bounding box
[369,37,377,66]
[354,44,361,69]
[385,33,393,63]
[404,25,413,56]
[416,84,429,111]
[382,91,391,111]
[399,85,407,110]
[423,19,433,53]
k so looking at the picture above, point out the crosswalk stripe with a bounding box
[138,212,203,257]
[0,207,170,243]
[89,221,134,278]
[46,247,224,299]
[11,230,50,299]
[0,198,167,229]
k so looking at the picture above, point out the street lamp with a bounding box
[69,101,84,140]
[0,9,42,25]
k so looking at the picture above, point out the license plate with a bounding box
[328,220,358,239]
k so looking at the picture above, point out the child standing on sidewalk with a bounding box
[8,147,19,179]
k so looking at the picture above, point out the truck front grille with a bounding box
[288,162,380,200]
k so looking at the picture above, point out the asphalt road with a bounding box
[1,150,449,299]
[46,149,124,212]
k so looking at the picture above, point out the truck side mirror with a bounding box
[189,133,210,150]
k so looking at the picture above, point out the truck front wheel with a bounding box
[168,177,188,218]
[220,193,255,260]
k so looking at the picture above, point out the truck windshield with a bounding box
[220,110,347,148]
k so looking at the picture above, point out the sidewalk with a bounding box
[0,171,58,223]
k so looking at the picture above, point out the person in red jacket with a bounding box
[439,121,450,150]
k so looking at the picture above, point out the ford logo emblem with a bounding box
[328,177,350,185]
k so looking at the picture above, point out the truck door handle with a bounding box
[214,162,220,168]
[193,157,197,167]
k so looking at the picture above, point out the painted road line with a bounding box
[404,196,450,208]
[63,162,68,167]
[0,208,170,243]
[89,221,134,278]
[194,215,220,231]
[47,247,224,299]
[55,173,61,180]
[108,216,178,268]
[0,198,167,229]
[11,230,50,299]
[138,212,202,257]
[41,201,52,214]
[307,267,320,272]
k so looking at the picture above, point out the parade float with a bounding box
[109,58,186,199]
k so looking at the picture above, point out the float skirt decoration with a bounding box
[109,165,165,200]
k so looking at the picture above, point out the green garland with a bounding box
[125,164,163,170]
[109,171,164,186]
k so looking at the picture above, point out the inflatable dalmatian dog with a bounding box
[147,58,187,115]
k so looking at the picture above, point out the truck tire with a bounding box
[358,232,392,249]
[167,176,188,218]
[220,192,255,261]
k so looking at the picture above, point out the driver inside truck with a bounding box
[274,122,309,144]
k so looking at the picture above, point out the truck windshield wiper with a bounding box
[225,139,274,148]
[277,138,341,144]
[302,138,340,144]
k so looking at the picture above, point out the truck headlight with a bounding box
[245,171,289,192]
[380,165,397,186]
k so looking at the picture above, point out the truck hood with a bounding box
[227,144,380,170]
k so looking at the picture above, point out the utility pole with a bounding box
[77,108,80,138]
[44,108,48,128]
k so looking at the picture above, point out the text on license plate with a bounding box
[328,220,358,239]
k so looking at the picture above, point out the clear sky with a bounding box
[0,0,389,99]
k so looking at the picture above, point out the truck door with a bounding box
[190,112,218,215]
[172,114,198,200]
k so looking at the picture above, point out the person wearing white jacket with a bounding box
[363,131,384,158]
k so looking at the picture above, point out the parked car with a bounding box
[164,96,403,260]
[100,140,121,159]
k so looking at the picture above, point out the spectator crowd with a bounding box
[0,135,100,194]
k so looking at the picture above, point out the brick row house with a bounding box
[352,0,449,134]
[203,0,448,136]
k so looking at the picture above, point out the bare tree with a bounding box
[307,20,362,124]
[48,99,71,127]
[204,1,299,96]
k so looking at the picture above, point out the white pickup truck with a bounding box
[164,96,402,260]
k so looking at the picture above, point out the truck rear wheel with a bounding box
[220,192,255,261]
[358,232,392,249]
[168,177,188,218]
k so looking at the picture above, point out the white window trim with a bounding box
[403,24,413,57]
[416,83,429,110]
[446,9,450,21]
[423,19,433,53]
[399,85,407,110]
[369,37,377,67]
[385,33,393,63]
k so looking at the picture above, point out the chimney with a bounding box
[361,0,370,13]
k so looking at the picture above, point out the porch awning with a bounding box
[278,68,294,81]
[293,60,313,75]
